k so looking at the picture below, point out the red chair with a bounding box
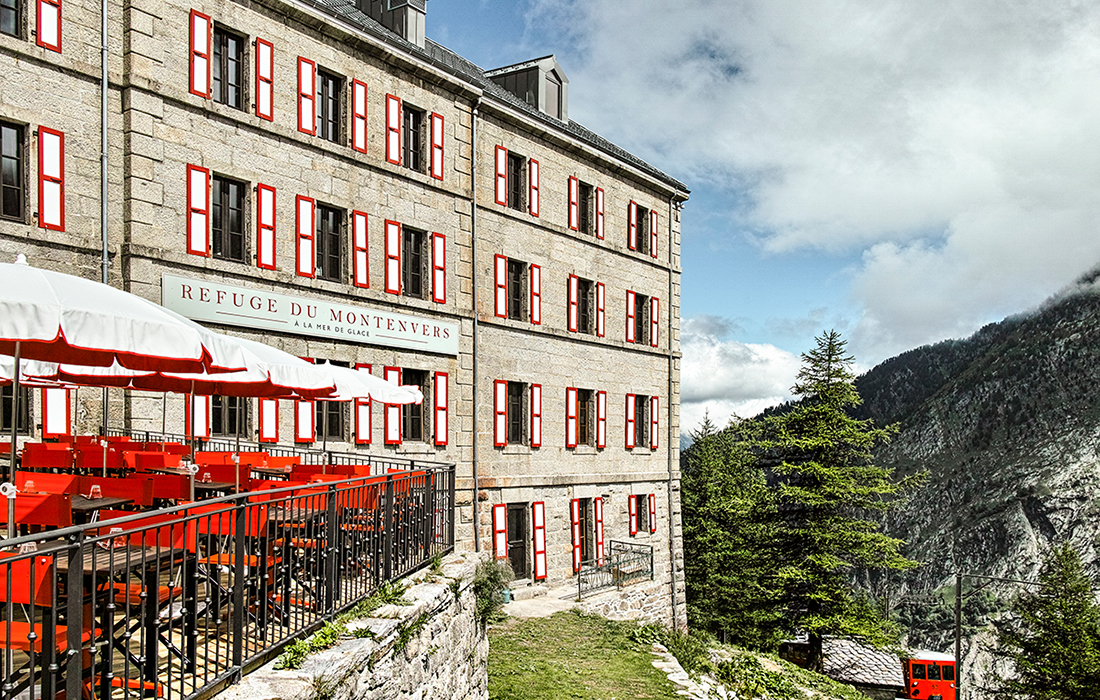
[74,444,126,474]
[76,475,156,508]
[95,510,197,604]
[247,480,309,502]
[194,451,235,466]
[147,473,192,502]
[21,443,74,471]
[267,456,301,470]
[7,492,73,529]
[194,463,253,491]
[15,470,78,494]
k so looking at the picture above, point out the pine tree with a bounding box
[759,330,920,670]
[682,413,785,649]
[993,543,1100,700]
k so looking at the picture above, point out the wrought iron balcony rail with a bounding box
[576,540,654,599]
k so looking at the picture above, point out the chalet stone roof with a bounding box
[299,0,689,194]
[822,638,905,689]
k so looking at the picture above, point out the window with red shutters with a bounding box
[352,80,368,153]
[595,187,605,239]
[568,176,579,230]
[384,366,402,445]
[650,209,659,259]
[494,254,508,318]
[596,390,607,449]
[186,394,211,440]
[295,195,315,277]
[189,10,211,97]
[530,383,542,448]
[625,393,636,449]
[651,297,659,348]
[256,184,276,270]
[36,0,61,51]
[433,371,448,447]
[565,386,578,448]
[258,398,278,443]
[570,498,582,573]
[567,274,579,332]
[494,146,507,206]
[594,497,605,565]
[528,159,539,216]
[529,264,541,325]
[297,57,316,135]
[628,200,637,250]
[628,495,638,536]
[532,502,547,580]
[625,290,636,343]
[492,504,507,560]
[649,493,657,532]
[354,363,371,445]
[596,282,605,338]
[186,164,209,256]
[352,210,368,287]
[650,395,660,450]
[294,399,314,443]
[37,127,64,232]
[493,380,506,448]
[255,38,274,121]
[384,220,401,294]
[41,388,69,438]
[430,112,444,180]
[432,233,446,303]
[385,94,401,164]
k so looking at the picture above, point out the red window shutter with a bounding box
[430,112,444,180]
[433,372,448,447]
[650,210,659,259]
[186,395,211,440]
[529,264,541,325]
[385,94,401,164]
[493,380,506,447]
[528,159,539,217]
[384,366,402,445]
[384,220,401,294]
[354,363,372,445]
[530,383,542,448]
[186,164,209,256]
[625,394,636,449]
[352,80,368,153]
[594,497,605,565]
[255,38,274,121]
[532,502,547,580]
[494,254,507,318]
[650,395,660,450]
[571,501,585,565]
[494,146,507,205]
[567,274,579,332]
[259,398,279,443]
[628,495,638,536]
[651,297,659,348]
[295,195,315,277]
[256,183,276,270]
[294,400,314,443]
[649,493,657,533]
[595,282,605,338]
[595,187,605,239]
[432,233,446,303]
[628,201,638,250]
[36,0,61,51]
[568,176,579,230]
[596,390,607,449]
[188,10,211,97]
[353,210,369,288]
[565,387,578,448]
[492,504,508,559]
[625,290,636,343]
[297,57,316,135]
[37,127,64,232]
[41,388,70,438]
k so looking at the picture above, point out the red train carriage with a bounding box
[903,651,956,700]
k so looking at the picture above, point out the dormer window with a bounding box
[487,55,569,122]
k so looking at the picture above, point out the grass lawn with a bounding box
[488,610,681,700]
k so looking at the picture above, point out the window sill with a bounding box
[396,442,436,455]
[630,447,653,456]
[502,444,531,455]
[571,445,597,456]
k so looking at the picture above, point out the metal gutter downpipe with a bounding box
[666,196,680,629]
[470,97,482,552]
[100,0,109,434]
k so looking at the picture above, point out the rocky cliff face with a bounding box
[852,274,1100,696]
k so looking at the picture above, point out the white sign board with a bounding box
[161,273,459,356]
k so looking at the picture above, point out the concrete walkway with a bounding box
[501,583,577,618]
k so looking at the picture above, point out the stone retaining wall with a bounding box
[575,579,673,626]
[218,554,487,700]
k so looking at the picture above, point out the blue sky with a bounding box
[429,0,1100,434]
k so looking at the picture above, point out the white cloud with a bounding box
[528,0,1100,360]
[679,316,801,435]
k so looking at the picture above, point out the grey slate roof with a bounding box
[822,638,905,689]
[298,0,689,194]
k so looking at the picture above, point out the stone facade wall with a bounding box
[219,555,487,700]
[0,0,688,630]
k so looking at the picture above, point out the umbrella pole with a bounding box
[162,392,167,437]
[8,341,21,541]
[322,400,328,472]
[234,399,241,492]
[189,383,196,461]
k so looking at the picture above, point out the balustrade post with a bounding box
[383,475,394,583]
[64,532,84,700]
[324,483,338,614]
[231,501,246,679]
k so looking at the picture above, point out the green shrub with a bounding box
[473,559,513,627]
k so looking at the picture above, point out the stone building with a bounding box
[0,0,689,624]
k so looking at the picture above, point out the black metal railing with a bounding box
[0,465,455,700]
[576,540,654,599]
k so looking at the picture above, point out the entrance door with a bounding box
[506,502,528,579]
